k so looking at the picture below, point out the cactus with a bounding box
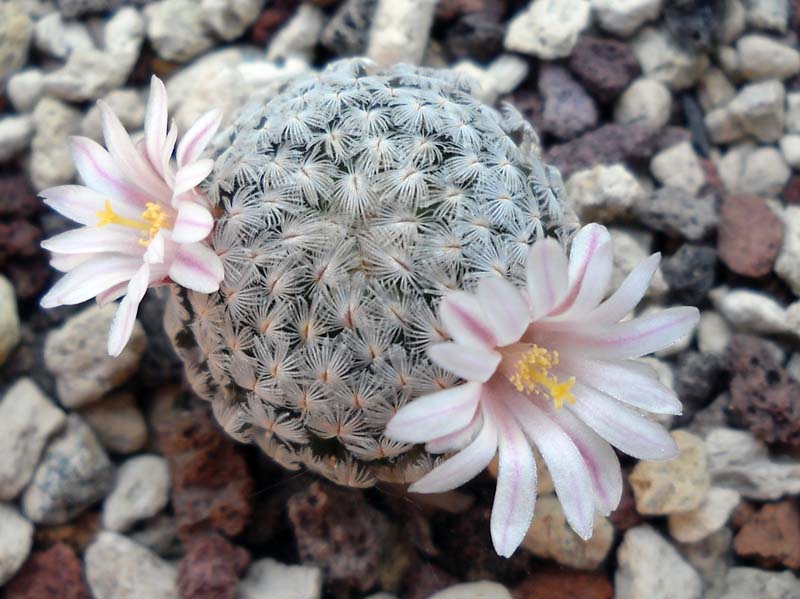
[165,58,578,487]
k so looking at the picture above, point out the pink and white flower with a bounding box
[40,76,224,356]
[385,224,699,558]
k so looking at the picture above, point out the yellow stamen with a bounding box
[509,344,576,410]
[96,200,170,246]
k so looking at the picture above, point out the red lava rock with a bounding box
[0,174,40,219]
[545,123,663,177]
[177,533,251,599]
[404,562,458,599]
[784,174,800,205]
[569,36,641,103]
[718,195,783,277]
[6,255,51,300]
[0,220,42,264]
[155,397,254,540]
[727,335,800,447]
[4,542,89,599]
[700,157,725,198]
[287,480,391,591]
[34,511,101,554]
[502,90,544,134]
[539,65,598,141]
[436,0,506,20]
[514,567,613,599]
[731,501,757,530]
[250,1,299,46]
[734,500,800,569]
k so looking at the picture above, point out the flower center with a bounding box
[97,201,170,246]
[508,344,576,410]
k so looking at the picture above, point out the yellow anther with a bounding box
[509,344,576,410]
[96,200,170,246]
[96,200,149,231]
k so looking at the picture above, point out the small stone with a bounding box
[728,79,785,143]
[85,532,178,599]
[615,525,702,599]
[566,164,645,221]
[29,97,80,191]
[6,69,45,112]
[743,0,789,31]
[0,503,33,586]
[718,195,783,277]
[522,494,614,570]
[366,0,437,66]
[678,528,732,598]
[673,351,723,409]
[81,88,145,142]
[81,392,147,454]
[129,514,182,558]
[460,54,528,105]
[698,68,736,111]
[734,500,800,569]
[177,533,250,599]
[0,275,21,365]
[238,558,323,599]
[444,12,504,62]
[780,135,800,169]
[0,4,33,86]
[737,34,800,80]
[592,0,661,36]
[720,0,747,43]
[103,455,170,533]
[718,144,791,198]
[201,0,265,41]
[320,0,376,56]
[630,430,710,515]
[609,227,668,297]
[569,35,641,103]
[429,582,512,599]
[0,115,33,163]
[705,106,746,145]
[514,568,612,599]
[706,426,800,500]
[0,379,65,501]
[668,487,741,543]
[504,0,591,60]
[614,78,672,129]
[44,303,146,408]
[538,65,598,140]
[266,4,325,62]
[145,0,215,62]
[787,92,800,133]
[720,567,800,599]
[34,12,70,58]
[712,287,795,336]
[56,0,123,18]
[22,415,113,525]
[631,27,709,90]
[634,187,718,241]
[2,542,88,599]
[661,244,717,304]
[287,481,391,591]
[776,206,800,296]
[650,141,706,195]
[698,311,733,354]
[663,0,722,52]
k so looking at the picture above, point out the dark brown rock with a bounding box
[0,174,40,219]
[177,533,251,599]
[34,510,101,554]
[661,243,718,304]
[718,195,784,277]
[436,0,506,20]
[609,475,643,532]
[5,255,51,300]
[154,395,253,540]
[0,220,41,264]
[785,174,800,205]
[250,1,299,46]
[734,500,800,569]
[539,65,598,141]
[727,335,800,447]
[569,36,640,103]
[404,562,458,599]
[4,543,89,599]
[445,12,504,62]
[287,481,391,591]
[514,567,613,599]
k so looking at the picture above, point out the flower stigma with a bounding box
[508,344,576,409]
[96,200,171,246]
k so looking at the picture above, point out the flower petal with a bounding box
[71,137,150,209]
[428,342,501,382]
[171,201,214,244]
[558,356,682,415]
[526,238,569,319]
[107,262,149,357]
[552,224,612,316]
[543,307,700,360]
[425,408,484,454]
[144,76,168,177]
[161,119,178,188]
[385,382,483,444]
[547,406,622,516]
[177,108,222,168]
[490,400,537,558]
[50,253,92,273]
[173,159,214,197]
[569,381,678,460]
[409,404,498,494]
[39,184,132,226]
[476,277,530,346]
[168,241,224,293]
[41,226,142,256]
[439,291,497,348]
[40,255,141,308]
[583,253,661,325]
[499,380,594,539]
